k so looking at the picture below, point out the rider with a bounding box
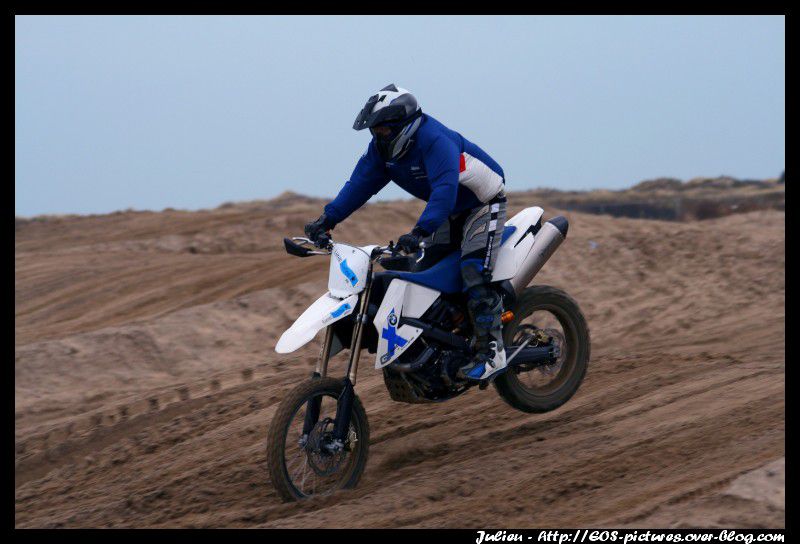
[304,84,508,382]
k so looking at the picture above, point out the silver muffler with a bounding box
[509,216,569,294]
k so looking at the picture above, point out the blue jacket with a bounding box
[324,114,505,235]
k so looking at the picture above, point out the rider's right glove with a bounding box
[397,226,430,254]
[304,213,335,246]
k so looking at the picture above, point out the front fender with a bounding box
[275,292,358,354]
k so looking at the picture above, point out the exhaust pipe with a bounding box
[509,216,569,294]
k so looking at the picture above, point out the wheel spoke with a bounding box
[299,457,309,492]
[285,449,306,475]
[290,454,307,484]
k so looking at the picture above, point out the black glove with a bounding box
[397,226,429,254]
[304,214,335,246]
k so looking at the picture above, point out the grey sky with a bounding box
[15,15,785,217]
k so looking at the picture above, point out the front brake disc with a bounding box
[306,419,349,477]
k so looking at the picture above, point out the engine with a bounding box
[381,298,474,404]
[382,345,473,403]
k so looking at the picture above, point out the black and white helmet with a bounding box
[353,84,422,161]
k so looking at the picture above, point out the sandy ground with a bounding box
[15,194,785,528]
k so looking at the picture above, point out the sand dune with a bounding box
[14,192,784,528]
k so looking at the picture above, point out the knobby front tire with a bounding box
[266,377,370,502]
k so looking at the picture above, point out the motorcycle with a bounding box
[266,206,590,501]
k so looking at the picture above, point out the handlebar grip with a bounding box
[315,232,331,249]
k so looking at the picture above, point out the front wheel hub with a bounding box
[304,419,348,477]
[321,438,344,455]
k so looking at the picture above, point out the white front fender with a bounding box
[275,292,358,354]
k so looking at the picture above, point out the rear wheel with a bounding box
[266,377,370,501]
[494,285,590,413]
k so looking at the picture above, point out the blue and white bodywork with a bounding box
[275,242,373,354]
[372,279,439,368]
[275,292,358,353]
[328,243,373,298]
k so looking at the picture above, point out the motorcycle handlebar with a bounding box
[287,236,423,261]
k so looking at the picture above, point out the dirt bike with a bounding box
[266,206,590,501]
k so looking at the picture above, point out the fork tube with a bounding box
[345,262,374,386]
[301,327,333,437]
[316,326,333,377]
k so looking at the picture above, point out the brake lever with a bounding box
[415,242,427,264]
[290,236,331,255]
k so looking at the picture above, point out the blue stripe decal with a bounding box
[330,303,352,318]
[339,259,359,286]
[500,225,517,245]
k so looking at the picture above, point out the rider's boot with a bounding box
[459,284,507,382]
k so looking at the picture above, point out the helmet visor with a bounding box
[369,123,401,142]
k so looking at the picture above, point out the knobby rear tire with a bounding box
[494,285,591,413]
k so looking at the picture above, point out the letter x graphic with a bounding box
[381,311,408,356]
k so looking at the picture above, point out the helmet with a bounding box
[353,84,422,161]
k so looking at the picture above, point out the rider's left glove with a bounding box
[397,226,430,254]
[304,214,335,247]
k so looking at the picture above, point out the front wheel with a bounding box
[495,285,590,413]
[266,377,370,501]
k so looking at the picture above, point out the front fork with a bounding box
[301,327,333,437]
[302,262,375,446]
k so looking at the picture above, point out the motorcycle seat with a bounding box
[380,225,517,294]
